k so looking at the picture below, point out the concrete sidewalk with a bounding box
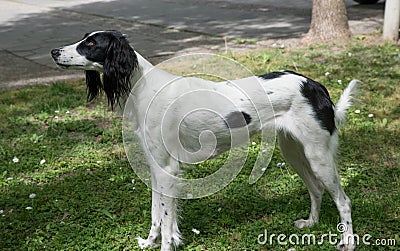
[0,0,384,90]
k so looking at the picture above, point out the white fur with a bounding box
[335,79,360,127]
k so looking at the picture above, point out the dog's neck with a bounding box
[130,51,178,91]
[131,51,154,84]
[110,51,156,112]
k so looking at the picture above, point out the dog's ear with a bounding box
[103,35,137,108]
[85,70,102,102]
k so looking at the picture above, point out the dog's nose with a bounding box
[51,48,61,59]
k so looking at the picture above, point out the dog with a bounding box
[51,30,358,251]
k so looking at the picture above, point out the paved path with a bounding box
[0,0,385,90]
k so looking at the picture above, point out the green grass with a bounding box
[0,38,399,250]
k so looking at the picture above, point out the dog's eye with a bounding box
[85,40,96,47]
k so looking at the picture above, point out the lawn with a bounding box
[0,37,399,250]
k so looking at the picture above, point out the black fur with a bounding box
[224,111,252,128]
[80,31,138,108]
[258,71,286,80]
[300,78,336,135]
[85,70,102,102]
[259,70,335,134]
[102,34,137,107]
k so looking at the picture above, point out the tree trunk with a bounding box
[383,0,400,41]
[304,0,351,42]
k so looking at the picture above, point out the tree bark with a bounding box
[304,0,351,42]
[383,0,400,41]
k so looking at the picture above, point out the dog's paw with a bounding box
[337,236,356,251]
[136,237,159,249]
[294,219,315,229]
[336,242,355,251]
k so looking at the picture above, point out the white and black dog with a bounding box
[51,30,358,251]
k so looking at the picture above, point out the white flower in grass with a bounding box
[54,116,59,119]
[368,113,374,118]
[6,177,13,181]
[131,179,136,189]
[12,157,19,163]
[65,111,70,114]
[29,193,36,199]
[337,80,342,85]
[25,206,33,210]
[325,72,331,76]
[192,228,200,235]
[40,159,46,165]
[354,109,361,114]
[348,52,352,57]
[55,110,60,113]
[251,142,257,146]
[0,210,3,214]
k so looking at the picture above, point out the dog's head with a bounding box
[51,30,138,108]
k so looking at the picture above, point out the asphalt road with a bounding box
[0,0,385,89]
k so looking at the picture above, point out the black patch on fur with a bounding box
[258,71,286,80]
[85,70,102,102]
[300,78,336,134]
[79,31,138,108]
[224,111,252,128]
[258,70,335,134]
[282,70,306,77]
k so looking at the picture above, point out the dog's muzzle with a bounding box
[50,48,73,68]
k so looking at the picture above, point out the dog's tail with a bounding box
[334,79,361,128]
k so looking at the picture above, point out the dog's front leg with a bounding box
[136,190,162,248]
[159,194,181,251]
[157,160,182,251]
[138,159,182,251]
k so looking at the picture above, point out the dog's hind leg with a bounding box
[302,133,354,251]
[278,132,324,228]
